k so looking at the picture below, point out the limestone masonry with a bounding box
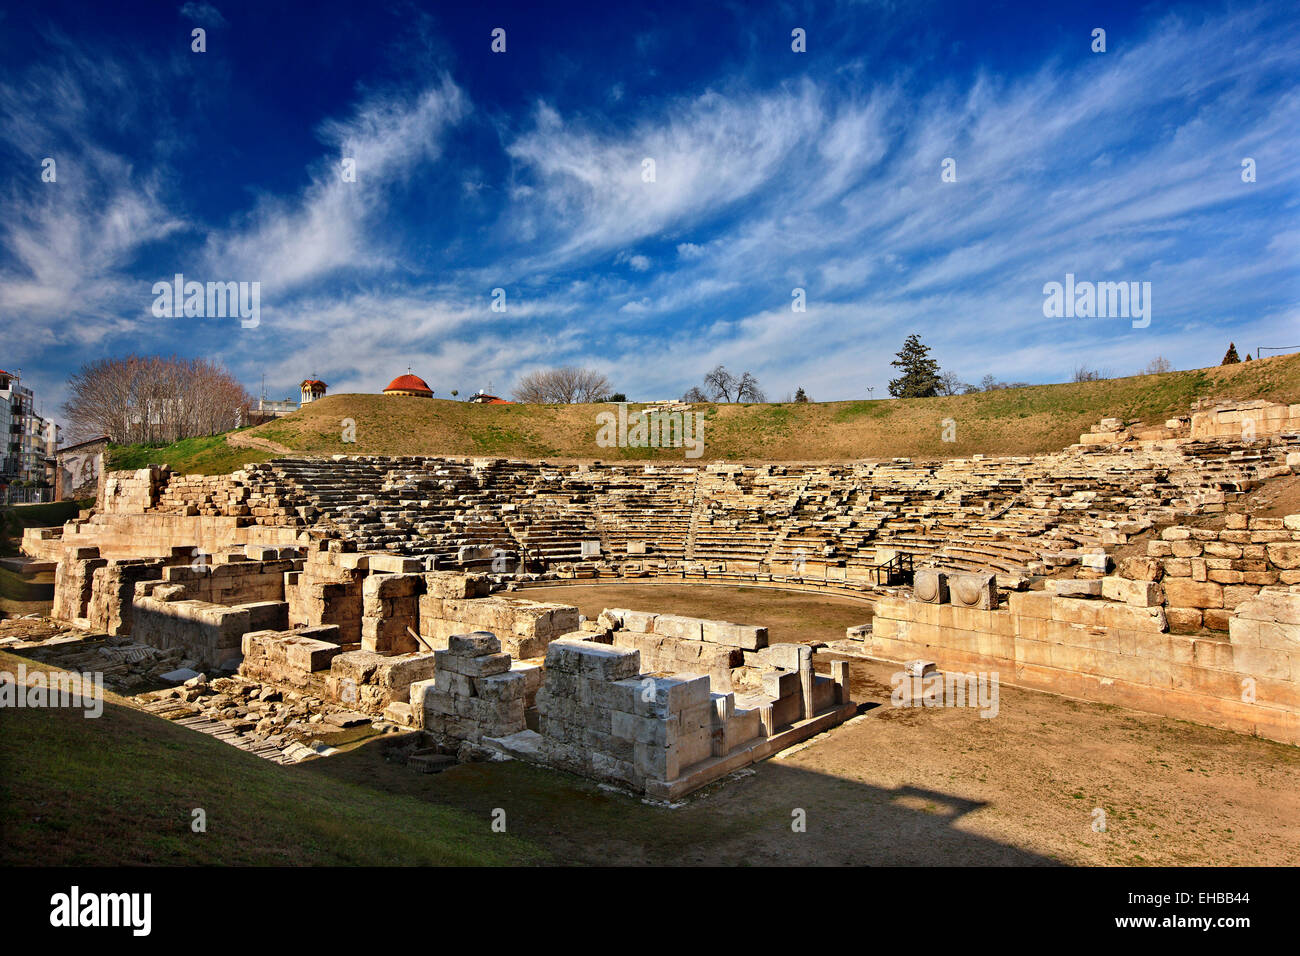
[25,398,1300,789]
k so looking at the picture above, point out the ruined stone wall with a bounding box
[409,632,534,742]
[100,467,165,514]
[167,548,301,606]
[596,608,768,691]
[325,649,438,716]
[87,559,166,635]
[20,527,65,561]
[155,473,245,515]
[52,547,106,621]
[1190,402,1300,440]
[536,638,718,792]
[284,542,369,641]
[131,586,264,670]
[418,590,578,659]
[531,635,847,800]
[240,625,344,688]
[866,584,1300,745]
[362,572,424,654]
[1143,515,1300,632]
[60,512,301,560]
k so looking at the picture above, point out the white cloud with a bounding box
[179,2,227,28]
[202,77,469,291]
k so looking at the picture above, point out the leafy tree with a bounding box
[607,392,628,402]
[1222,343,1240,365]
[888,334,942,398]
[793,387,810,402]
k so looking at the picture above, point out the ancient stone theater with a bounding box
[19,399,1300,795]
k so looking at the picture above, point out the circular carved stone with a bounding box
[953,577,980,606]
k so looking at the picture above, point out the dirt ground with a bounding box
[296,650,1299,866]
[7,582,1298,866]
[487,583,1300,865]
[522,583,874,643]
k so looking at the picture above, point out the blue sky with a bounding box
[2,0,1298,420]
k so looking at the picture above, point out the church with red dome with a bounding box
[382,371,433,398]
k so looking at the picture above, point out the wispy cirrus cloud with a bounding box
[2,1,1298,421]
[201,76,470,291]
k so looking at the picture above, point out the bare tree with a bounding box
[1141,356,1173,375]
[1071,365,1103,383]
[511,366,611,403]
[63,355,253,444]
[735,371,766,402]
[937,371,970,396]
[703,365,737,402]
[681,386,708,403]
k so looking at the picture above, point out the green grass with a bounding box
[0,565,52,602]
[0,651,547,866]
[832,400,895,421]
[97,352,1300,471]
[0,499,93,557]
[108,434,273,475]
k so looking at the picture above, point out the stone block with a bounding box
[1049,579,1102,597]
[436,650,512,678]
[1165,607,1203,633]
[1101,577,1163,607]
[653,614,704,641]
[1163,579,1224,609]
[545,638,640,681]
[611,710,680,747]
[913,568,949,604]
[448,631,502,656]
[947,572,997,609]
[1266,543,1300,570]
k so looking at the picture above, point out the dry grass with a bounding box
[114,353,1300,473]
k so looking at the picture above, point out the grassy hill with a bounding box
[107,353,1300,474]
[0,650,546,865]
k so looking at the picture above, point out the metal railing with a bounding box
[867,550,914,586]
[1,487,53,505]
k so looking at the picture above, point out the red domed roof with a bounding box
[383,373,432,395]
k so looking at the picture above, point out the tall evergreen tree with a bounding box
[1222,343,1241,365]
[888,334,942,398]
